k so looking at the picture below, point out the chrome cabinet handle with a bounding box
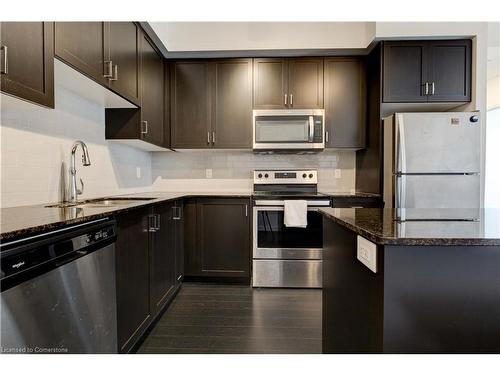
[424,82,429,96]
[148,215,157,232]
[109,64,118,81]
[207,131,211,144]
[104,60,113,78]
[212,131,216,145]
[172,206,181,220]
[1,45,7,75]
[290,94,293,106]
[245,204,248,217]
[156,214,161,230]
[141,120,148,134]
[431,82,435,95]
[284,94,287,105]
[326,131,329,143]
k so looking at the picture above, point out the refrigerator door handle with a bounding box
[397,116,407,174]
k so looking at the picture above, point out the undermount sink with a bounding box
[45,197,155,208]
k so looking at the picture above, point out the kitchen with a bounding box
[1,2,499,374]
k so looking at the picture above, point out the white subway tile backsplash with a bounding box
[1,88,153,208]
[151,149,355,192]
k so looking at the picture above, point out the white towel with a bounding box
[284,200,308,228]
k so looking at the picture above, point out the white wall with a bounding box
[150,22,376,51]
[151,150,356,193]
[0,88,153,208]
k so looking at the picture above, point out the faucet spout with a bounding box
[69,141,91,203]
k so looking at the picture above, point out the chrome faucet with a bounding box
[69,141,91,203]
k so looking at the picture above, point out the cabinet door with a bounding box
[427,40,471,102]
[196,198,250,278]
[150,202,176,315]
[55,22,107,85]
[383,41,428,102]
[324,58,366,148]
[0,22,54,108]
[253,58,288,109]
[171,61,212,148]
[212,59,253,148]
[288,58,324,109]
[183,199,199,276]
[107,22,140,105]
[115,207,151,353]
[174,200,184,286]
[140,33,164,146]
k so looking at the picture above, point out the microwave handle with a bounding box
[309,116,314,141]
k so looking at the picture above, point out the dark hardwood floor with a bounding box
[138,283,322,354]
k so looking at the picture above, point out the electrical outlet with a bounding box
[334,169,342,179]
[206,169,213,179]
[136,167,141,179]
[357,236,377,273]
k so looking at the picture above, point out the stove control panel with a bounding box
[253,170,317,184]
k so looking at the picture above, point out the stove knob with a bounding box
[302,173,307,178]
[309,173,314,179]
[258,173,263,178]
[264,173,269,178]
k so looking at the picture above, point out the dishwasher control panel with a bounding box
[1,220,116,290]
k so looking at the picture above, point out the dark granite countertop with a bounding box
[0,190,383,242]
[320,208,500,246]
[0,191,251,242]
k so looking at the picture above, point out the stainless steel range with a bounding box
[252,169,331,288]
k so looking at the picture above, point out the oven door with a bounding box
[253,109,324,150]
[253,205,324,260]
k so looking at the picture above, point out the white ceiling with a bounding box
[149,22,376,51]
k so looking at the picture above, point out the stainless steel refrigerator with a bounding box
[383,112,481,221]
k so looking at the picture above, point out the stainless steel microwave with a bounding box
[253,109,325,151]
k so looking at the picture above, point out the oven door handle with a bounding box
[254,200,331,207]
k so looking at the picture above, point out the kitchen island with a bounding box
[320,208,500,354]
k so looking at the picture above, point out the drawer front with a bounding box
[252,259,322,288]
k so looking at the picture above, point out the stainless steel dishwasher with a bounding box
[1,218,118,354]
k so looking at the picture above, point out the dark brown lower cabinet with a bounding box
[115,207,151,353]
[115,200,184,353]
[149,202,176,315]
[184,198,251,281]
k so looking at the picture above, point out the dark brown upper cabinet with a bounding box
[56,22,142,107]
[171,61,212,148]
[139,33,165,146]
[0,22,54,108]
[324,57,366,148]
[184,198,251,280]
[253,57,323,109]
[253,58,288,109]
[105,22,140,105]
[55,22,108,86]
[105,31,166,150]
[427,40,471,102]
[212,59,253,148]
[171,59,253,149]
[288,58,324,108]
[383,40,471,103]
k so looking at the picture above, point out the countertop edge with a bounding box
[320,209,500,247]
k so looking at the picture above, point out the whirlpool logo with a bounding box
[12,261,25,269]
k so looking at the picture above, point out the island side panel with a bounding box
[322,219,384,353]
[383,245,500,353]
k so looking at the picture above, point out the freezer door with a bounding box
[397,221,483,238]
[396,174,480,219]
[396,112,480,173]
